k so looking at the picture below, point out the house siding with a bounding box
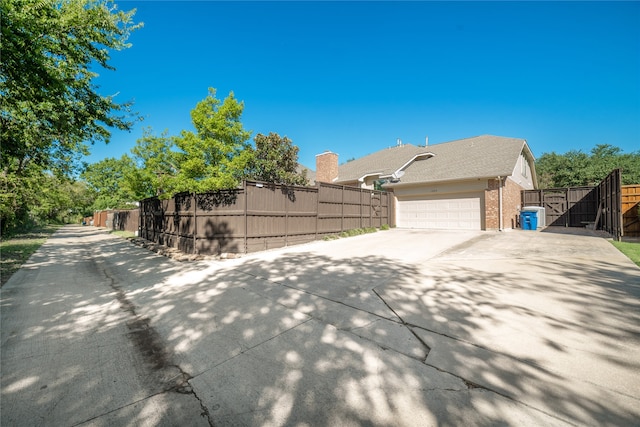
[510,152,535,190]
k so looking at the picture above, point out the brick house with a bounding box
[314,135,538,231]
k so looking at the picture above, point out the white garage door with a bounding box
[397,195,482,230]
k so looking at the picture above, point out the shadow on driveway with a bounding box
[2,226,639,426]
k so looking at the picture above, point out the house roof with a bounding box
[297,164,315,184]
[334,135,534,186]
[335,144,431,183]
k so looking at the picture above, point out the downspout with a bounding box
[497,176,503,231]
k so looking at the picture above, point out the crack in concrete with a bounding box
[238,270,399,324]
[191,317,315,378]
[189,386,215,427]
[371,288,432,360]
[238,270,436,362]
[423,362,580,427]
[347,318,380,332]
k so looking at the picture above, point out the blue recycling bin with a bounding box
[520,211,538,230]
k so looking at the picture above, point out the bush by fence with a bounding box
[140,181,392,255]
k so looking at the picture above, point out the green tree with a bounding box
[0,162,44,231]
[1,0,141,174]
[0,0,140,232]
[128,128,178,198]
[248,132,308,185]
[31,175,93,223]
[1,166,93,232]
[81,155,137,210]
[172,88,252,194]
[536,144,640,188]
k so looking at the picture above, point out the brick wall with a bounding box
[485,179,500,230]
[503,178,525,229]
[485,178,525,230]
[315,151,338,183]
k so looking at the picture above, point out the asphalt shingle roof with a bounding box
[335,135,529,185]
[335,144,430,183]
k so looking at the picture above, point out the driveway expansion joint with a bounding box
[372,288,431,358]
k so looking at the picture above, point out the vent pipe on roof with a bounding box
[425,136,429,146]
[498,176,503,232]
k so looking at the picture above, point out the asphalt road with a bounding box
[2,225,639,426]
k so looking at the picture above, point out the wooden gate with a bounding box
[521,169,624,240]
[598,169,623,240]
[521,187,597,227]
[622,185,640,237]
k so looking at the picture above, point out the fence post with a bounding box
[370,190,373,227]
[285,184,289,247]
[192,192,197,254]
[341,185,345,233]
[360,189,364,229]
[243,181,248,254]
[315,183,320,240]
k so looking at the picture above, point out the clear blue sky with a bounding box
[88,1,640,169]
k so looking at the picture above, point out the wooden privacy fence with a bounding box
[140,181,392,255]
[622,185,640,237]
[522,169,624,240]
[91,209,140,233]
[112,209,140,233]
[597,169,622,240]
[93,210,109,228]
[521,186,597,228]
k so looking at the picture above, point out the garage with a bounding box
[396,193,482,230]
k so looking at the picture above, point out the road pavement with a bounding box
[1,225,639,426]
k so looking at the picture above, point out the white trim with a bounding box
[357,172,384,183]
[380,152,435,180]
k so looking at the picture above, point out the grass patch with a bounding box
[109,230,136,239]
[322,234,340,241]
[611,241,640,267]
[327,226,386,241]
[1,224,61,286]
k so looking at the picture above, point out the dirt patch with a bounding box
[127,237,242,262]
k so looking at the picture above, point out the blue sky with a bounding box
[88,1,640,169]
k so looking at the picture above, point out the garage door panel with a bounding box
[397,194,481,230]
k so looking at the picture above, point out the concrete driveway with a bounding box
[1,226,639,426]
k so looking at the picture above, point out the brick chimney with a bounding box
[315,151,339,183]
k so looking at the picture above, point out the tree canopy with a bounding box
[172,88,253,194]
[128,129,177,198]
[81,155,137,210]
[1,0,141,175]
[0,0,140,232]
[78,90,310,209]
[248,132,308,186]
[536,144,640,188]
